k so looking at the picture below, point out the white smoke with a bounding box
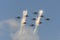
[0,9,42,40]
[0,19,18,27]
[0,19,39,40]
[20,10,28,33]
[11,10,39,40]
[5,19,19,28]
[34,10,43,33]
[11,27,39,40]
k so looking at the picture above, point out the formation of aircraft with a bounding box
[16,11,50,27]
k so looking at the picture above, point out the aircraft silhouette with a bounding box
[34,12,38,14]
[16,16,21,19]
[39,21,42,24]
[46,18,50,21]
[40,15,44,17]
[16,11,50,27]
[25,15,28,17]
[30,24,35,27]
[23,22,26,24]
[32,18,36,20]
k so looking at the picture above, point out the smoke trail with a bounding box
[20,10,28,33]
[0,10,40,40]
[11,10,42,40]
[34,10,43,33]
[11,27,39,40]
[0,19,39,40]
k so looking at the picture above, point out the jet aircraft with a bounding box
[25,15,28,17]
[40,15,44,17]
[32,18,36,20]
[46,18,50,21]
[39,21,42,24]
[23,22,26,24]
[34,12,38,14]
[30,24,35,27]
[16,16,21,19]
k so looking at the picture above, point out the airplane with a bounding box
[32,18,36,20]
[30,24,35,27]
[23,22,26,24]
[34,11,38,14]
[46,18,50,21]
[39,21,42,24]
[16,16,21,19]
[40,15,44,17]
[25,15,28,17]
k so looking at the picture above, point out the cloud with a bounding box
[0,19,19,28]
[0,19,39,40]
[0,19,19,33]
[5,19,19,28]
